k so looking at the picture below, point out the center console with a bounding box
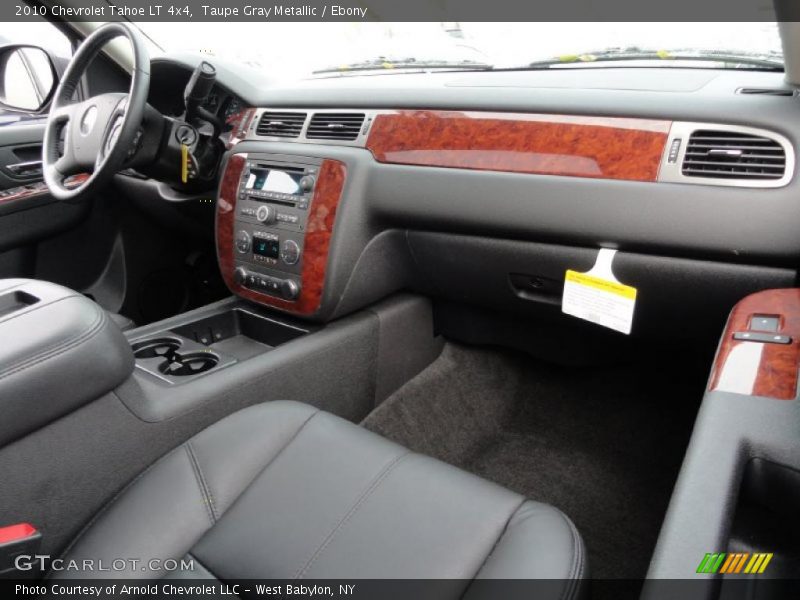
[128,301,311,386]
[129,150,354,391]
[216,152,347,316]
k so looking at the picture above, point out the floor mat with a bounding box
[362,342,707,579]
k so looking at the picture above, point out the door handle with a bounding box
[6,160,43,178]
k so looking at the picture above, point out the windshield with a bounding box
[134,22,783,80]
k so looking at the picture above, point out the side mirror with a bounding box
[0,45,57,113]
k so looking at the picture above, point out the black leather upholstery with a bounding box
[56,401,587,591]
[0,279,134,446]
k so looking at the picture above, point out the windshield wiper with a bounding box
[524,48,783,71]
[314,57,493,74]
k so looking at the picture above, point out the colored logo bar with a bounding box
[696,552,773,574]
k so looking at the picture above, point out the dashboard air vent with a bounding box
[738,88,795,96]
[255,111,307,138]
[306,113,365,141]
[682,130,786,180]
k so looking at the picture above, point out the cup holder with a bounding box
[157,352,219,377]
[132,337,182,360]
[133,336,223,379]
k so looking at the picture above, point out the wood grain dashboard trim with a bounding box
[216,154,346,316]
[365,110,671,182]
[709,288,800,400]
[0,174,89,205]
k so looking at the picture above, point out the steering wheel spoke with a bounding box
[42,24,149,201]
[54,151,83,178]
[50,102,77,123]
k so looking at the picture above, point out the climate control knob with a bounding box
[256,205,276,224]
[281,279,300,300]
[235,230,251,254]
[281,240,300,265]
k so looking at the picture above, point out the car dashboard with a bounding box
[143,57,800,346]
[4,32,800,591]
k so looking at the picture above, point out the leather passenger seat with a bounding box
[55,401,587,592]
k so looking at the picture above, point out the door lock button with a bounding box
[750,315,780,332]
[733,331,791,344]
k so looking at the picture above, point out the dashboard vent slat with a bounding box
[255,111,307,138]
[681,130,786,180]
[306,113,365,141]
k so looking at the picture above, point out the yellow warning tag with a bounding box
[180,144,189,184]
[564,271,637,300]
[562,249,637,334]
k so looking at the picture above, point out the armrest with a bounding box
[645,288,800,595]
[0,279,134,447]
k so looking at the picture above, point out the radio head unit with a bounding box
[217,153,347,316]
[239,161,317,208]
[228,156,321,303]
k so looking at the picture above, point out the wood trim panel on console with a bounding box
[709,288,800,400]
[216,154,346,316]
[366,110,671,182]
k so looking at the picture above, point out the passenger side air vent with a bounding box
[255,111,307,138]
[306,112,365,141]
[737,88,795,96]
[682,130,786,180]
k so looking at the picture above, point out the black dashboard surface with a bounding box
[151,56,800,261]
[150,55,800,327]
[154,53,800,133]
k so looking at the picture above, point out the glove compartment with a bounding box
[405,231,795,338]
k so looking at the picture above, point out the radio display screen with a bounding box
[253,237,280,259]
[245,167,304,196]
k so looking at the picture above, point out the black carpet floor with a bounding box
[362,342,707,580]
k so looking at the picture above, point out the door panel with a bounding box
[0,122,90,257]
[0,22,228,323]
[0,123,45,195]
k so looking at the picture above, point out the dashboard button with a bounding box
[233,267,248,285]
[733,331,792,344]
[750,315,780,332]
[300,175,315,192]
[281,279,300,300]
[276,212,299,224]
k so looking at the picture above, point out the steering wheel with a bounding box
[43,23,150,202]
